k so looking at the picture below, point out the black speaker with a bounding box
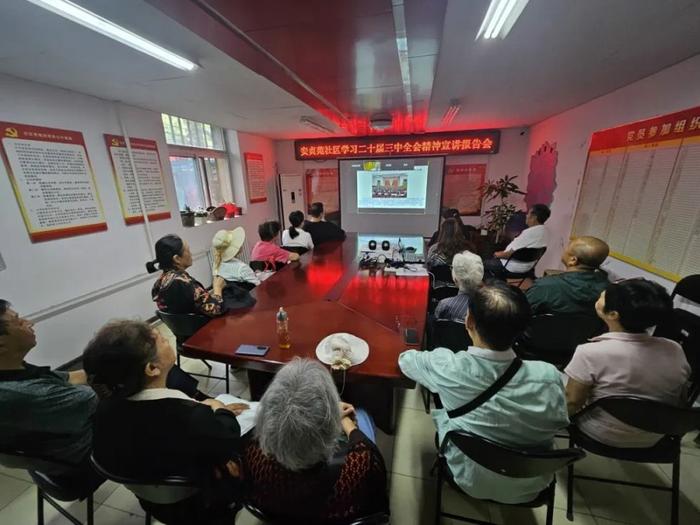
[368,240,377,250]
[381,240,391,251]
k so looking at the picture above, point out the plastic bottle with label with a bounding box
[276,307,291,349]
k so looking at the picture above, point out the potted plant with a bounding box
[180,206,195,227]
[480,175,525,242]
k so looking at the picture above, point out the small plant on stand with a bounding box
[480,175,525,243]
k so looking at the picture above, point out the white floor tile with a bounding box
[389,473,436,525]
[0,463,33,482]
[400,385,427,411]
[489,505,597,525]
[0,473,32,510]
[93,479,120,504]
[440,482,492,523]
[235,507,266,524]
[0,486,96,525]
[102,485,145,517]
[375,429,396,471]
[93,505,148,525]
[391,407,437,479]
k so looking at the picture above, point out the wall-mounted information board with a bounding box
[572,106,700,281]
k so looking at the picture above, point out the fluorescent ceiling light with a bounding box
[441,99,461,126]
[24,0,198,71]
[300,117,334,134]
[476,0,529,40]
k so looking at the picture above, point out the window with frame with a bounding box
[161,114,235,223]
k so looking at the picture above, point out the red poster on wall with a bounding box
[305,168,339,219]
[442,164,486,216]
[0,121,107,242]
[244,152,267,203]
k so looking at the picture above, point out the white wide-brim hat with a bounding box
[212,227,246,262]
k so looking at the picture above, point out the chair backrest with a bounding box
[574,396,700,437]
[429,264,454,284]
[442,431,585,479]
[507,246,547,264]
[432,320,472,351]
[282,246,309,255]
[514,313,605,366]
[156,311,210,346]
[672,274,700,303]
[244,503,389,525]
[430,285,459,303]
[90,454,199,505]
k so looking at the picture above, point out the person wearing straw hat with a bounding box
[212,227,260,288]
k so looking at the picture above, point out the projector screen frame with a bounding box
[338,155,446,236]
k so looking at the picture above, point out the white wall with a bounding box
[524,54,700,287]
[0,74,279,367]
[274,128,529,231]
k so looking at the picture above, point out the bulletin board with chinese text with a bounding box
[571,105,700,281]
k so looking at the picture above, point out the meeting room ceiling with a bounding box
[0,0,699,139]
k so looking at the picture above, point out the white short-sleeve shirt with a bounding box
[500,224,547,273]
[282,228,314,250]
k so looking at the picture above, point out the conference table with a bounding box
[183,233,430,433]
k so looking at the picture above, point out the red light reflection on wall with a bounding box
[295,130,500,160]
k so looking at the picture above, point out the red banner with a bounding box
[589,105,700,151]
[295,130,500,160]
[244,152,267,203]
[442,164,486,216]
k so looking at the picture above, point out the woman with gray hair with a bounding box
[434,250,484,322]
[243,358,388,524]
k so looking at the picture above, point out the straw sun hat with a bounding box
[212,227,246,262]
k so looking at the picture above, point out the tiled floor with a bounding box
[2,323,699,524]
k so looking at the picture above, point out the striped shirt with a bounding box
[434,290,470,323]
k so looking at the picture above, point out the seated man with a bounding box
[399,282,568,504]
[526,236,610,315]
[303,202,346,245]
[434,251,483,322]
[565,279,691,448]
[484,204,550,279]
[0,300,97,468]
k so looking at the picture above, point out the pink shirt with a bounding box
[250,241,289,264]
[565,332,690,447]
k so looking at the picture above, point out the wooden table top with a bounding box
[182,234,429,387]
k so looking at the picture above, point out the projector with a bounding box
[369,115,392,131]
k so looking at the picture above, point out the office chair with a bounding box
[502,247,547,287]
[566,396,700,525]
[244,502,389,525]
[435,430,585,525]
[654,274,700,403]
[282,246,309,255]
[156,311,229,393]
[514,313,606,368]
[0,450,103,525]
[90,454,208,525]
[428,285,459,314]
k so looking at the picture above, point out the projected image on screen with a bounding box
[356,160,429,210]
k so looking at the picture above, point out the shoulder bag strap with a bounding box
[446,358,523,419]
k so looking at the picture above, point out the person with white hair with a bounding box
[434,251,484,322]
[243,358,388,524]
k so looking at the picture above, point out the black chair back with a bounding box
[90,454,198,505]
[429,264,454,284]
[672,274,700,303]
[282,246,309,255]
[432,320,472,351]
[244,502,389,525]
[514,313,605,366]
[572,396,700,437]
[441,431,585,479]
[504,247,547,273]
[156,311,209,347]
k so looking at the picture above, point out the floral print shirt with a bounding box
[151,270,223,317]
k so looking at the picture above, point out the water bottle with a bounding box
[276,307,291,349]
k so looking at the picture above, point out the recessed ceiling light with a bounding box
[476,0,529,40]
[300,117,334,134]
[24,0,198,71]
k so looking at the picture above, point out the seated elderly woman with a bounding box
[244,358,388,524]
[83,320,247,524]
[565,278,691,448]
[434,250,484,322]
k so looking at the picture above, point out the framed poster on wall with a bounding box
[442,163,486,216]
[244,152,267,203]
[104,134,171,224]
[305,167,340,223]
[0,121,107,242]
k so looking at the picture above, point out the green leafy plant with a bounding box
[480,175,525,241]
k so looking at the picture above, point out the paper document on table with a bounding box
[395,264,429,276]
[215,394,259,435]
